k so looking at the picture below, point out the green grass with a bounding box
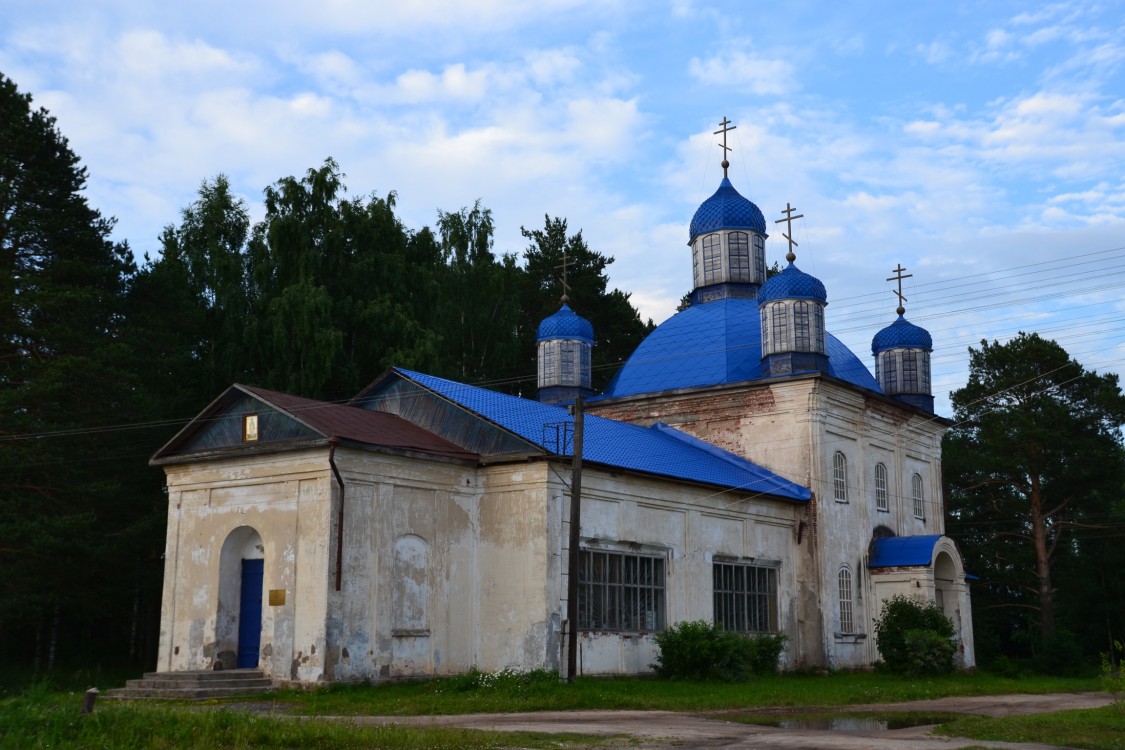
[279,669,1099,716]
[0,689,625,750]
[936,705,1125,750]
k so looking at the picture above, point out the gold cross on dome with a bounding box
[555,250,574,304]
[774,202,804,263]
[887,263,912,315]
[714,117,737,177]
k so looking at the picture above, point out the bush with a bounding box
[874,595,955,675]
[1033,628,1084,676]
[652,620,786,681]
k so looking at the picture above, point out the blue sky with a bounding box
[3,0,1124,414]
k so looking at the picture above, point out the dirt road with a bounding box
[346,692,1113,750]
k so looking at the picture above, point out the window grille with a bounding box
[760,308,770,351]
[729,232,751,282]
[875,462,888,511]
[881,352,898,393]
[812,305,825,353]
[713,562,778,632]
[902,350,919,392]
[838,567,854,633]
[771,305,789,353]
[754,235,765,280]
[578,550,665,631]
[538,344,558,387]
[833,451,848,502]
[912,473,924,519]
[703,234,722,285]
[793,301,811,350]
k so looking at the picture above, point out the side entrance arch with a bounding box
[217,527,265,669]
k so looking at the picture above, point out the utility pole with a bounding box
[566,396,584,683]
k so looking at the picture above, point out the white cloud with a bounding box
[688,48,795,96]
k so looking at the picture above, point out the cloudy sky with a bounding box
[3,0,1124,414]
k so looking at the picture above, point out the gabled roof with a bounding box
[151,383,478,464]
[375,368,811,502]
[868,534,944,568]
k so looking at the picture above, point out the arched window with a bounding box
[760,308,770,351]
[753,235,765,280]
[838,567,854,633]
[793,301,811,350]
[833,451,848,503]
[912,473,924,519]
[874,462,888,511]
[812,305,825,353]
[702,233,722,285]
[729,232,751,282]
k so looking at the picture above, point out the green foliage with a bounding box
[874,596,955,675]
[652,620,786,681]
[1033,628,1085,677]
[944,332,1125,657]
[1100,640,1124,705]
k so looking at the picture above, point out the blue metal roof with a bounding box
[872,315,933,355]
[869,534,943,568]
[689,178,767,239]
[597,297,880,399]
[537,304,594,343]
[757,263,828,303]
[394,368,811,502]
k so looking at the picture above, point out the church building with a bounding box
[151,122,974,683]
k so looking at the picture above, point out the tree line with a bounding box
[0,72,651,677]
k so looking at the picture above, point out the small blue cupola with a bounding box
[872,265,934,413]
[757,206,829,377]
[537,303,594,404]
[686,119,769,306]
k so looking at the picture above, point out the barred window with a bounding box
[912,473,924,519]
[812,305,825,353]
[713,562,778,633]
[703,234,722,285]
[833,451,848,503]
[919,353,931,394]
[560,341,576,385]
[578,550,665,632]
[538,344,557,387]
[902,350,919,392]
[793,301,811,350]
[874,462,888,512]
[753,235,765,280]
[729,232,751,282]
[760,308,770,351]
[880,351,898,393]
[771,305,789,353]
[838,567,854,633]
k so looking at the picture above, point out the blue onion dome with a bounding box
[757,263,828,304]
[872,315,932,355]
[537,304,594,343]
[689,177,767,240]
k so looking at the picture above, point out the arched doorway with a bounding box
[217,527,265,669]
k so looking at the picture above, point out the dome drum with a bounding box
[875,347,934,413]
[538,337,593,405]
[760,350,830,379]
[690,228,767,295]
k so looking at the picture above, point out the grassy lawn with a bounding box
[2,670,1113,749]
[936,706,1125,750]
[277,668,1099,716]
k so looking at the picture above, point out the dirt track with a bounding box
[343,692,1114,750]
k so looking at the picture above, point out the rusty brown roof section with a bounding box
[240,384,479,462]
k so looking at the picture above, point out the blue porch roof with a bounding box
[869,534,943,568]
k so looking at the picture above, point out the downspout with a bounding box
[327,437,345,592]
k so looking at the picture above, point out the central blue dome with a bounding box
[597,298,879,399]
[689,178,767,239]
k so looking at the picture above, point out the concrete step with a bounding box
[104,669,273,701]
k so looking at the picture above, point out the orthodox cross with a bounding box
[774,203,804,263]
[714,117,736,178]
[555,250,575,304]
[887,263,912,316]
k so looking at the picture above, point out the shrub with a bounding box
[652,620,786,681]
[1099,639,1123,705]
[874,595,955,675]
[1033,628,1084,676]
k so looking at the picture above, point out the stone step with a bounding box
[104,684,274,700]
[126,676,272,691]
[104,669,274,701]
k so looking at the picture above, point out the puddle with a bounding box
[729,712,958,732]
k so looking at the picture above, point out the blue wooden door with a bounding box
[237,559,264,668]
